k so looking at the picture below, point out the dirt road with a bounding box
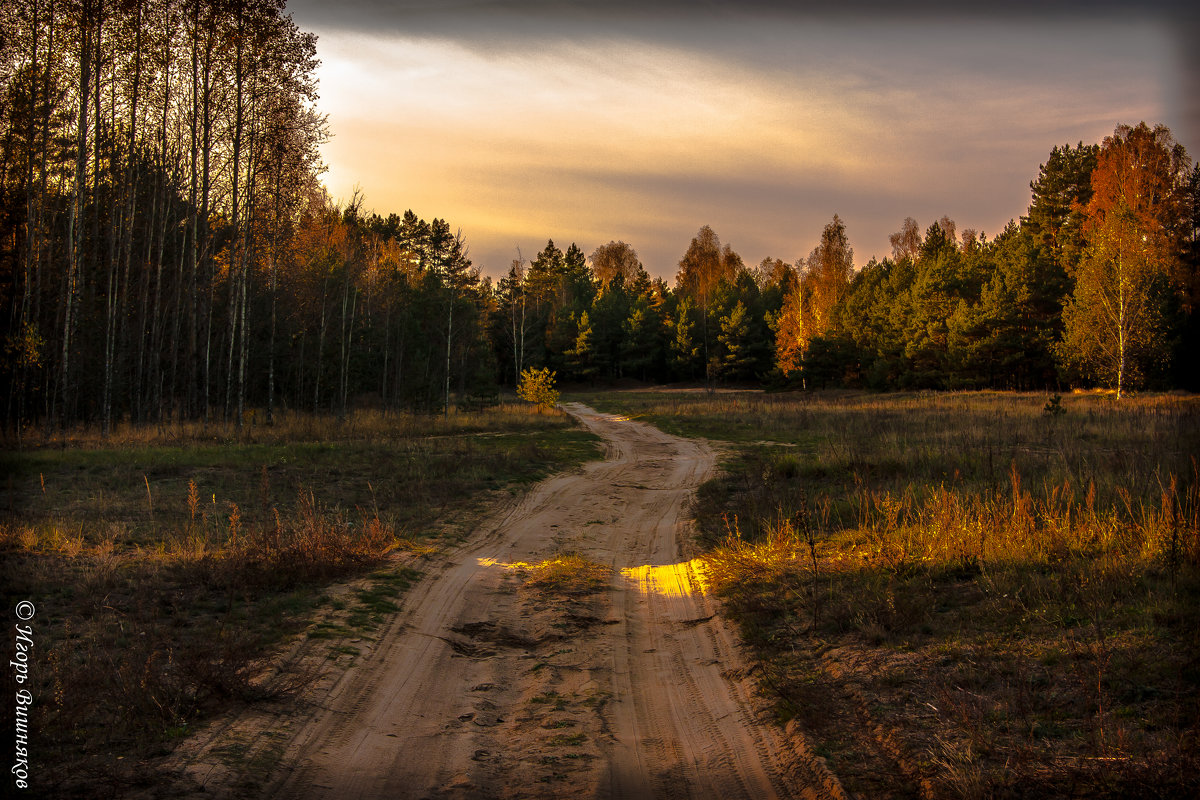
[182,404,805,799]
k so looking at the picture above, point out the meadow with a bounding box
[0,405,600,797]
[578,390,1200,799]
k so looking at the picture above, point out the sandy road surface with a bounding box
[181,404,806,799]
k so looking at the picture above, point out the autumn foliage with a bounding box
[1058,123,1195,396]
[2,25,1198,445]
[517,367,560,411]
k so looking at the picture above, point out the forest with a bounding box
[2,0,1200,438]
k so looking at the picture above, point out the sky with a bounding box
[285,0,1200,281]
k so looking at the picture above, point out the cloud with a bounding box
[301,3,1188,279]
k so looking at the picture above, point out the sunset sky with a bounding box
[286,0,1200,281]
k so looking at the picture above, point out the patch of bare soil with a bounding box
[165,404,829,799]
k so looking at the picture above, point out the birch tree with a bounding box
[1059,123,1191,397]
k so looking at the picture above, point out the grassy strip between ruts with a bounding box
[0,404,600,799]
[576,390,1200,799]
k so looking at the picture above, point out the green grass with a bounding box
[581,389,1200,798]
[0,403,601,796]
[355,568,419,613]
[546,732,587,747]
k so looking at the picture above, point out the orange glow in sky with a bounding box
[291,3,1194,279]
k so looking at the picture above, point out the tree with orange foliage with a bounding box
[1059,122,1191,397]
[774,283,806,380]
[776,215,854,382]
[805,214,855,335]
[675,226,742,382]
[889,217,922,262]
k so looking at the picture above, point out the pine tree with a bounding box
[568,310,597,381]
[670,296,701,379]
[1024,142,1099,278]
[621,298,665,382]
[717,301,758,381]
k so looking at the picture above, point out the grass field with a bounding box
[0,404,600,797]
[577,389,1200,799]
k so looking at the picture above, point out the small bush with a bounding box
[517,367,560,411]
[1043,393,1066,418]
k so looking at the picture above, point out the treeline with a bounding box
[493,123,1200,396]
[1,5,1198,436]
[806,126,1200,395]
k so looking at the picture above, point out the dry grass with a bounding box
[3,403,560,450]
[0,495,395,796]
[575,390,1197,511]
[0,404,600,797]
[1,406,592,543]
[524,554,614,597]
[584,390,1200,799]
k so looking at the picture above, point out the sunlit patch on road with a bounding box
[620,558,710,598]
[595,413,633,422]
[479,555,711,598]
[476,556,537,570]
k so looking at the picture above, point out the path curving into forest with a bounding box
[180,404,809,799]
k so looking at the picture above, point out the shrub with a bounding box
[517,367,560,411]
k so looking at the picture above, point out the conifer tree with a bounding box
[1024,142,1099,277]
